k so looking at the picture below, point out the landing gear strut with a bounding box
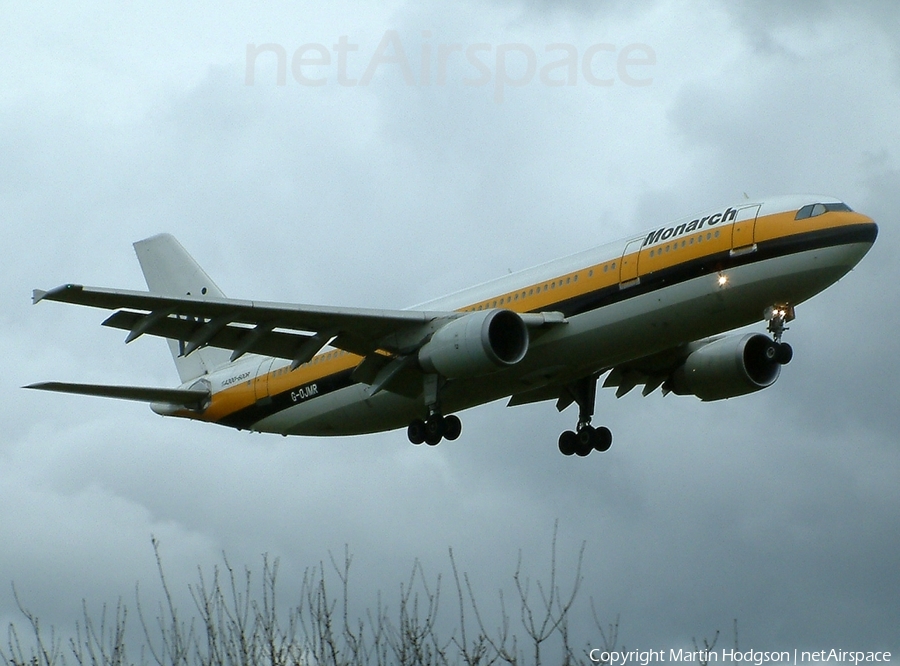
[765,304,795,365]
[407,374,462,446]
[557,375,612,457]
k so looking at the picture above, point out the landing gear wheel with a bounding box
[776,342,793,365]
[593,426,612,452]
[558,430,577,456]
[443,414,462,441]
[424,416,445,446]
[408,419,426,445]
[576,426,595,456]
[577,425,594,447]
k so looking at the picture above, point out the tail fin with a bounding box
[134,234,233,383]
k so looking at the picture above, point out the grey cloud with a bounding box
[2,0,898,653]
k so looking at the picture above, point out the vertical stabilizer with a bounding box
[134,234,233,383]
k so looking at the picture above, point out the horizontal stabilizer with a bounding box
[24,382,209,409]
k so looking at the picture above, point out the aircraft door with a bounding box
[731,205,761,253]
[619,238,643,287]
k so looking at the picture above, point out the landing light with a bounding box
[717,274,728,287]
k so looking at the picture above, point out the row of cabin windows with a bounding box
[272,228,733,371]
[646,230,721,258]
[466,261,619,311]
[271,349,345,376]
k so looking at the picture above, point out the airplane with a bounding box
[26,194,877,456]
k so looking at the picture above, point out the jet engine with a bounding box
[669,333,782,401]
[418,309,529,378]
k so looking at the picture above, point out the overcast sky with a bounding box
[2,0,899,656]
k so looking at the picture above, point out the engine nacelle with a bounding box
[669,333,781,401]
[418,309,529,378]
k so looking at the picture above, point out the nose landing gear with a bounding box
[765,304,795,365]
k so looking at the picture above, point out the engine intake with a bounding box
[669,333,781,401]
[419,309,529,378]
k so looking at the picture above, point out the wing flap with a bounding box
[102,310,324,363]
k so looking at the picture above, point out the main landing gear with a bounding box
[407,373,462,446]
[765,304,795,365]
[557,375,612,457]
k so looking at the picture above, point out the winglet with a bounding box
[32,284,84,305]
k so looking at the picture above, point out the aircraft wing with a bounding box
[33,284,565,371]
[33,283,458,365]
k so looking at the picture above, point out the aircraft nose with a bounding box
[861,217,878,244]
[845,212,878,245]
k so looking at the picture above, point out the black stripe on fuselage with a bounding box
[218,223,876,431]
[218,368,355,429]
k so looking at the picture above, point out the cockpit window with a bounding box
[795,202,852,220]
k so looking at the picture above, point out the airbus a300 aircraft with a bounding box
[27,195,877,456]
